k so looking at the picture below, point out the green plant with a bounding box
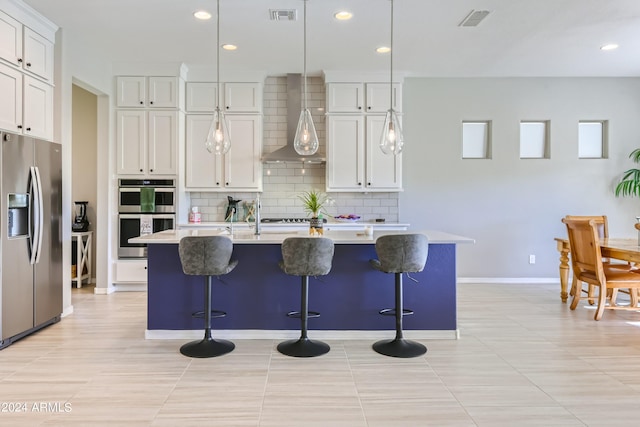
[615,148,640,197]
[298,189,328,218]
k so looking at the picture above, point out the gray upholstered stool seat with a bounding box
[277,237,334,357]
[370,234,429,358]
[178,235,238,358]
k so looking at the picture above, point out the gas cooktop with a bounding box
[260,218,328,223]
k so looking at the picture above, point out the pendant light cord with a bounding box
[216,0,221,109]
[389,0,394,109]
[303,0,308,111]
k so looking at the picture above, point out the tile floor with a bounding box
[1,283,640,426]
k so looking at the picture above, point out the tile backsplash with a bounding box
[187,76,399,223]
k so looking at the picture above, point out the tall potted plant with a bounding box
[615,148,640,198]
[299,189,328,235]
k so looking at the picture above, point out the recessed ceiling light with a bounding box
[222,44,237,51]
[376,46,391,54]
[193,10,212,20]
[334,11,353,21]
[600,43,619,51]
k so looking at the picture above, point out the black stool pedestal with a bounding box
[277,337,330,358]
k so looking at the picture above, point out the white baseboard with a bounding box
[111,283,147,292]
[145,329,459,340]
[61,305,74,317]
[458,277,560,284]
[94,285,116,294]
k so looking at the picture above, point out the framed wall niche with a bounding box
[520,121,549,159]
[462,121,491,159]
[578,120,608,159]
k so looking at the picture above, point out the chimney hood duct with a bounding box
[262,74,326,164]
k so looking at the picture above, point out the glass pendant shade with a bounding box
[294,108,319,155]
[380,108,404,155]
[205,107,231,155]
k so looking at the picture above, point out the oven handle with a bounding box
[119,214,176,219]
[118,188,175,193]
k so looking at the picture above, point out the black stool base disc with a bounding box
[373,338,427,358]
[277,338,330,358]
[180,338,235,358]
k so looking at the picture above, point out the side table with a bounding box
[71,231,92,288]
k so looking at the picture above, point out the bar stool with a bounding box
[277,237,334,357]
[370,234,429,358]
[178,235,238,358]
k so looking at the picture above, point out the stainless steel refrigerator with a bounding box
[0,131,62,349]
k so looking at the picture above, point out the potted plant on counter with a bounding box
[299,189,328,235]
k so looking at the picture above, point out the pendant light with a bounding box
[380,0,404,155]
[205,0,231,155]
[293,0,319,156]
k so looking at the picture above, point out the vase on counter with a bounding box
[309,216,323,236]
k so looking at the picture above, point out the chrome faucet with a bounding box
[254,193,261,235]
[225,207,236,235]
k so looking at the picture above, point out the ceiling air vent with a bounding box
[269,9,297,21]
[459,10,490,27]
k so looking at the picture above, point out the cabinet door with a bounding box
[116,76,146,107]
[326,83,364,113]
[23,27,54,82]
[224,82,262,113]
[366,83,402,113]
[186,82,217,112]
[148,76,179,108]
[326,115,364,191]
[23,76,53,140]
[148,111,177,175]
[366,116,402,190]
[224,115,262,190]
[0,64,22,133]
[116,110,146,175]
[185,115,223,189]
[0,11,22,66]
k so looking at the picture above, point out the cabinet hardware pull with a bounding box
[17,125,22,129]
[139,169,143,172]
[150,169,153,172]
[150,101,154,105]
[26,127,31,131]
[17,58,23,63]
[139,101,144,104]
[367,106,371,110]
[26,62,31,67]
[358,106,362,110]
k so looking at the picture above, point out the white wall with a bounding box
[400,78,640,279]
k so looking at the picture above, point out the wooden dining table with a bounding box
[554,237,640,302]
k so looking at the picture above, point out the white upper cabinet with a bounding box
[0,11,53,83]
[224,82,262,113]
[186,82,217,112]
[23,75,53,140]
[185,114,262,191]
[326,83,364,113]
[365,83,402,113]
[116,76,182,108]
[185,82,262,113]
[0,11,22,67]
[0,63,22,133]
[325,81,403,192]
[326,83,402,113]
[22,27,53,82]
[0,62,53,140]
[116,110,178,175]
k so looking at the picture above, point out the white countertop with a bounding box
[130,229,475,245]
[177,221,411,229]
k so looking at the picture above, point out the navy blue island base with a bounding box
[146,241,458,334]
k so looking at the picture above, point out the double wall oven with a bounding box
[118,179,175,258]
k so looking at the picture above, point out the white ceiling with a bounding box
[22,0,640,77]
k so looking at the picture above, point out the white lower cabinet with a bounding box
[114,260,148,283]
[326,115,402,192]
[185,114,262,191]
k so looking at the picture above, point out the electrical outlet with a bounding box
[529,254,536,264]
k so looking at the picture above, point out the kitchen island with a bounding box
[131,229,473,340]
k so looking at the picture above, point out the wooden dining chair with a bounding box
[562,217,640,320]
[564,215,631,303]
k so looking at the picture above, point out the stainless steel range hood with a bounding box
[262,74,326,164]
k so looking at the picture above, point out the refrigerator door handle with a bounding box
[29,166,39,265]
[33,166,44,264]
